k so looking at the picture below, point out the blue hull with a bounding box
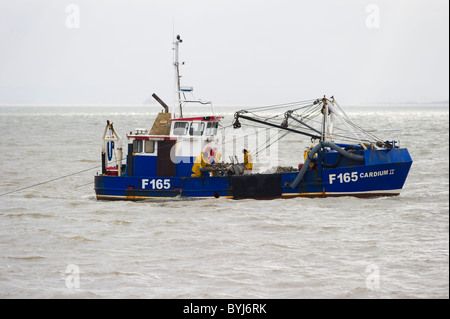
[95,148,412,200]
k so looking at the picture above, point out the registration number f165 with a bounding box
[141,179,171,190]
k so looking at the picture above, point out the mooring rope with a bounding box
[0,156,125,197]
[0,165,103,197]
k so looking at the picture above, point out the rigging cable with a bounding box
[0,158,124,198]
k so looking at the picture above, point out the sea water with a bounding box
[0,104,448,298]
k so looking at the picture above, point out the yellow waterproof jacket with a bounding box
[244,151,253,170]
[191,152,211,177]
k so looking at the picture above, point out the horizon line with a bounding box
[0,102,448,108]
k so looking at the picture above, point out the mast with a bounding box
[173,35,183,118]
[321,95,328,142]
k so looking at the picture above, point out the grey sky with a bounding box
[0,0,448,106]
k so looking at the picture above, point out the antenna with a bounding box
[173,34,183,118]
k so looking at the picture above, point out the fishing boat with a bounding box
[94,35,413,200]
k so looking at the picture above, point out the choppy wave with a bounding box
[0,105,448,298]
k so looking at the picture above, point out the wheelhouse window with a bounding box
[133,140,143,153]
[173,122,189,135]
[132,139,155,154]
[189,122,205,136]
[144,140,155,153]
[205,122,218,136]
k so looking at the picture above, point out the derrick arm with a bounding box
[234,112,321,140]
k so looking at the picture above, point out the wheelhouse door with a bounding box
[157,140,176,177]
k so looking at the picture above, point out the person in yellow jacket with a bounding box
[243,149,253,171]
[304,145,318,168]
[191,151,211,178]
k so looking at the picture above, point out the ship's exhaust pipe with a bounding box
[152,93,169,113]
